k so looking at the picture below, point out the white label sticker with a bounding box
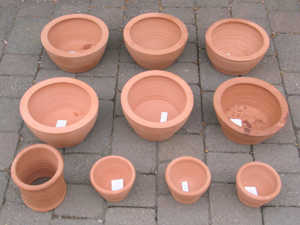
[160,112,168,123]
[56,120,67,128]
[68,50,76,54]
[245,186,258,196]
[230,118,242,127]
[111,179,124,191]
[181,181,189,192]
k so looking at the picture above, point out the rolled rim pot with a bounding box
[214,77,288,145]
[90,155,136,202]
[121,70,194,141]
[165,156,211,204]
[41,14,109,73]
[11,144,66,212]
[236,161,281,208]
[205,18,269,75]
[20,77,99,148]
[123,12,188,69]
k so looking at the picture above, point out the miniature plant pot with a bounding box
[205,18,269,75]
[20,77,99,148]
[214,77,288,145]
[236,162,281,208]
[165,156,211,204]
[123,13,188,69]
[11,144,66,212]
[41,14,109,73]
[121,70,194,141]
[90,156,136,202]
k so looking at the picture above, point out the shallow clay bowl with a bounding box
[41,14,109,73]
[165,156,211,204]
[90,156,136,202]
[20,77,99,148]
[214,77,288,145]
[123,13,188,69]
[236,162,281,208]
[206,18,269,75]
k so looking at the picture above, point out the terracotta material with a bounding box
[214,77,288,145]
[90,156,136,202]
[236,161,281,208]
[206,18,269,75]
[165,156,211,204]
[41,14,109,73]
[20,77,99,148]
[11,144,66,212]
[123,13,188,69]
[121,70,194,141]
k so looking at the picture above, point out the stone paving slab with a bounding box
[0,98,22,132]
[0,172,8,204]
[264,0,300,11]
[50,218,103,225]
[0,75,33,98]
[263,207,300,225]
[0,132,18,170]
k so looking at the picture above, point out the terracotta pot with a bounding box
[165,156,211,204]
[20,77,99,148]
[123,13,188,69]
[90,156,136,202]
[205,18,269,75]
[41,14,109,73]
[236,161,281,208]
[121,70,194,141]
[11,144,66,212]
[214,77,288,145]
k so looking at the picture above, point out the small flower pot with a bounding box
[121,70,194,141]
[90,156,136,202]
[123,13,188,69]
[41,14,109,73]
[214,77,288,145]
[20,77,99,148]
[236,161,281,208]
[11,144,66,212]
[165,156,211,204]
[205,18,269,75]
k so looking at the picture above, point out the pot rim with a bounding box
[165,156,211,197]
[20,77,99,134]
[90,155,136,195]
[11,144,64,191]
[213,77,288,137]
[121,70,194,129]
[41,14,109,58]
[205,18,270,62]
[123,12,188,56]
[236,161,281,201]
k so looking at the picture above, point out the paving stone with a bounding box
[288,96,300,128]
[176,43,197,63]
[0,76,33,98]
[202,91,218,124]
[0,132,18,170]
[194,0,230,8]
[232,2,267,20]
[161,0,193,7]
[120,46,135,63]
[264,0,300,11]
[5,179,22,203]
[166,63,198,84]
[115,90,123,116]
[91,0,123,8]
[186,24,196,43]
[125,0,159,8]
[263,207,300,225]
[209,183,262,225]
[0,7,18,37]
[50,218,103,225]
[270,12,300,33]
[0,172,8,204]
[39,50,60,70]
[107,29,122,49]
[54,0,89,17]
[158,162,169,194]
[124,7,159,24]
[199,48,209,63]
[17,0,55,18]
[90,7,123,29]
[283,72,300,95]
[0,98,22,132]
[118,63,145,89]
[35,69,75,82]
[0,0,18,7]
[163,8,195,24]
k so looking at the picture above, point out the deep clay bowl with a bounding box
[123,13,188,69]
[90,156,136,202]
[20,77,99,148]
[165,156,211,204]
[236,162,281,208]
[206,18,269,75]
[121,70,194,141]
[41,14,109,73]
[214,77,288,145]
[11,144,66,212]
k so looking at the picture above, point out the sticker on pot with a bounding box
[160,112,168,123]
[56,120,67,128]
[245,186,258,196]
[230,118,242,127]
[181,181,189,192]
[111,179,124,191]
[68,50,76,54]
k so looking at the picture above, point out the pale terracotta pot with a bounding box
[214,77,288,145]
[206,18,269,75]
[11,144,66,212]
[123,13,188,69]
[236,161,281,208]
[165,156,211,204]
[41,14,109,73]
[121,70,194,141]
[20,77,99,148]
[90,155,136,202]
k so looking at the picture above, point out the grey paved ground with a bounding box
[0,0,299,224]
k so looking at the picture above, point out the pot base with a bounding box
[171,192,199,204]
[210,61,250,76]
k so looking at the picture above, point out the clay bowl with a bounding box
[165,156,211,204]
[11,144,66,212]
[121,70,194,141]
[123,13,188,69]
[41,14,109,73]
[20,77,99,148]
[205,18,269,75]
[214,77,288,145]
[90,156,136,202]
[236,162,281,208]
